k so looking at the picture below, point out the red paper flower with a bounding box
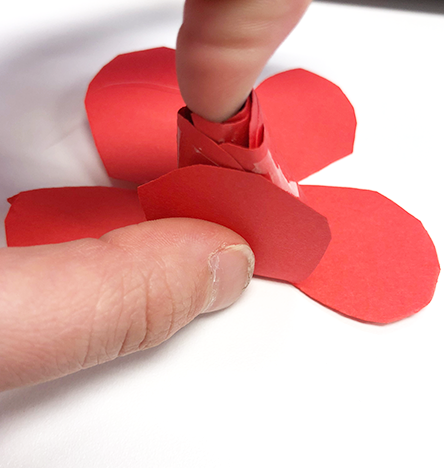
[5,48,440,324]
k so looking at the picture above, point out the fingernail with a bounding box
[205,244,255,313]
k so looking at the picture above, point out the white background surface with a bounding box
[1,1,443,466]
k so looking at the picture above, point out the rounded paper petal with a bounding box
[6,187,146,247]
[85,48,184,184]
[256,69,357,182]
[295,186,440,324]
[138,165,331,284]
[87,47,180,93]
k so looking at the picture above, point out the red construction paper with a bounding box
[179,91,300,197]
[5,46,439,324]
[138,165,331,284]
[85,48,357,185]
[85,48,184,184]
[295,185,440,323]
[6,187,145,246]
[177,107,244,170]
[191,96,252,147]
[256,69,357,182]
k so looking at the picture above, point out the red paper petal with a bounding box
[85,48,184,184]
[256,69,357,182]
[6,187,146,246]
[138,165,331,283]
[295,186,440,324]
[87,47,180,93]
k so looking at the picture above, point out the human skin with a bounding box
[177,0,311,121]
[0,0,311,391]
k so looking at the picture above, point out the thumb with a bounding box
[0,218,254,391]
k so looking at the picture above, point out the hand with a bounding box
[0,0,310,391]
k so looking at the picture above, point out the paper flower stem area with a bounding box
[5,47,440,324]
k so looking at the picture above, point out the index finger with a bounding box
[176,0,312,122]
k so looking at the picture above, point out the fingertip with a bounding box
[102,218,255,315]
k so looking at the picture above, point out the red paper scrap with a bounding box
[6,187,145,246]
[138,165,331,284]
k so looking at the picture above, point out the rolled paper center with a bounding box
[191,98,252,147]
[180,91,300,198]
